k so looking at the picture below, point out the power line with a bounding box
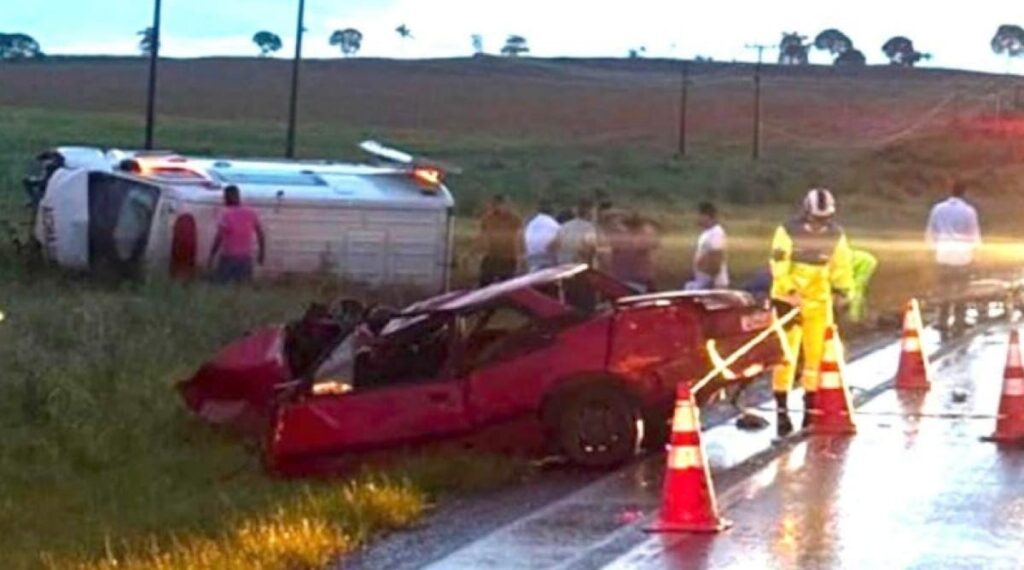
[744,43,775,66]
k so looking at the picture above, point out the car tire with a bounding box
[641,408,671,452]
[555,384,642,469]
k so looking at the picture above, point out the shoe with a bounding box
[774,391,793,437]
[777,413,794,437]
[802,391,816,429]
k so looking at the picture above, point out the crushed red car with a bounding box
[180,265,784,474]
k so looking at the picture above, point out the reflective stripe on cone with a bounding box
[896,299,932,390]
[810,326,857,435]
[987,329,1024,444]
[647,383,732,533]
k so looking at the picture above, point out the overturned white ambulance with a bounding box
[25,142,456,293]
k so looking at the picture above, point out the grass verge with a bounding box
[0,256,527,569]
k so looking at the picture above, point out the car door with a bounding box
[87,172,161,279]
[273,314,471,459]
[460,303,563,426]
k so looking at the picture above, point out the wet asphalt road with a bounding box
[609,327,1024,569]
[340,321,1024,569]
[338,328,908,570]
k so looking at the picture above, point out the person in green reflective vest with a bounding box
[847,249,878,324]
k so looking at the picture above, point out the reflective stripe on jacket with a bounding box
[770,218,854,304]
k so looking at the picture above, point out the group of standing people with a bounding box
[478,196,676,293]
[476,193,731,295]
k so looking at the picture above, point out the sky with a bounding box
[6,0,1024,73]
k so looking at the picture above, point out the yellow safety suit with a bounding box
[848,249,878,323]
[770,218,854,393]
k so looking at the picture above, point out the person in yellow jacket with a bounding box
[847,249,878,324]
[770,188,854,437]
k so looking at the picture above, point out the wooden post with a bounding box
[753,60,762,161]
[678,60,690,157]
[143,0,162,150]
[285,0,306,158]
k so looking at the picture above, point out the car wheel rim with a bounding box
[576,402,628,455]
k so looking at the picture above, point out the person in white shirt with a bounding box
[926,181,981,335]
[686,202,729,290]
[523,200,561,272]
[553,198,599,267]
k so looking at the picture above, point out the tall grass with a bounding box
[0,252,527,568]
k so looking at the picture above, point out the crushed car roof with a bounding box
[618,289,755,311]
[382,265,588,334]
[436,264,588,311]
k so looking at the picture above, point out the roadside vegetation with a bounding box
[2,59,1024,568]
[0,108,536,568]
[0,257,529,569]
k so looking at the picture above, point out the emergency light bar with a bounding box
[412,166,444,187]
[119,156,219,187]
[360,140,462,191]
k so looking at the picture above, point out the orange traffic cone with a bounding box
[810,326,857,435]
[985,329,1024,444]
[895,299,932,390]
[647,383,731,533]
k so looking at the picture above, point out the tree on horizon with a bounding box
[778,32,809,65]
[501,35,529,57]
[0,33,44,60]
[252,31,282,57]
[814,28,866,67]
[137,27,157,57]
[882,36,929,67]
[835,49,866,67]
[395,24,412,56]
[991,24,1024,71]
[330,28,363,57]
[814,29,853,56]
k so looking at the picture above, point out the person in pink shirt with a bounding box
[208,185,265,283]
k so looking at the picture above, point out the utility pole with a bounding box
[745,43,771,161]
[678,60,690,157]
[143,0,162,150]
[952,83,961,126]
[285,0,306,158]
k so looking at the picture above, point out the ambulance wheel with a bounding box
[556,385,641,469]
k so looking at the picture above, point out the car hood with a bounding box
[178,325,290,431]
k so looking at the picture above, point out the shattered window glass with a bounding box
[462,305,537,368]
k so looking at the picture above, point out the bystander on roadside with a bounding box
[208,185,265,284]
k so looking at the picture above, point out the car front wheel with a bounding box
[556,385,642,468]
